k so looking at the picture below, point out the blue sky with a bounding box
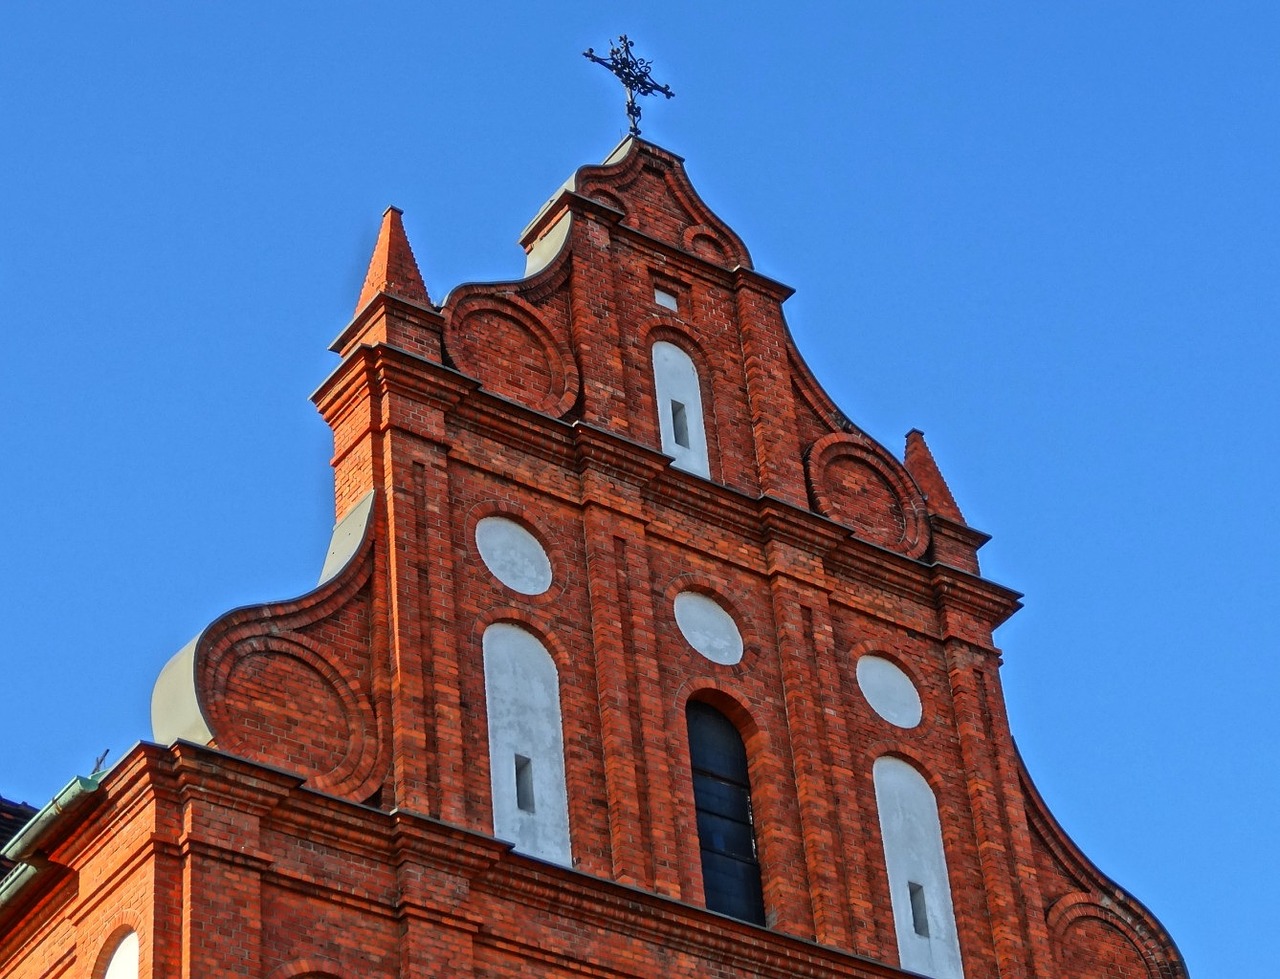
[3,4,1276,976]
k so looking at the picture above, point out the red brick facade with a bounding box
[0,138,1186,978]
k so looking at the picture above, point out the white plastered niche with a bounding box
[651,340,710,478]
[873,756,965,979]
[482,623,572,866]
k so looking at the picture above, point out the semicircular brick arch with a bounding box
[206,632,380,799]
[1048,893,1172,979]
[586,188,625,215]
[682,225,730,264]
[265,958,348,979]
[806,432,929,559]
[446,293,579,418]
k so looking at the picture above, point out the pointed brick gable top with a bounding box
[905,429,965,523]
[355,206,430,313]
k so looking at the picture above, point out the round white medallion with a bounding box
[856,655,923,728]
[674,592,743,665]
[475,517,553,595]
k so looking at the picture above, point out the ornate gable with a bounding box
[137,137,1184,979]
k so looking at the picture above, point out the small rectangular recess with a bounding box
[908,881,930,937]
[514,754,535,812]
[654,287,679,311]
[670,400,690,447]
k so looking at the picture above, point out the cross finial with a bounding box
[583,35,674,137]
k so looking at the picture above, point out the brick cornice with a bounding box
[167,740,304,818]
[266,795,399,867]
[475,853,910,979]
[643,470,767,559]
[386,807,507,881]
[329,291,443,360]
[370,345,476,409]
[929,514,992,551]
[826,536,941,620]
[176,836,274,873]
[313,343,477,426]
[756,496,848,556]
[119,743,921,978]
[453,384,577,452]
[29,746,164,872]
[929,563,1024,635]
[571,422,670,487]
[730,263,797,303]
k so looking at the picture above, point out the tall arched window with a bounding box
[482,623,572,866]
[652,340,710,478]
[686,701,765,925]
[873,756,964,979]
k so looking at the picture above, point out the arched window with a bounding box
[873,756,964,979]
[482,623,572,866]
[652,340,710,478]
[686,701,765,925]
[101,930,139,979]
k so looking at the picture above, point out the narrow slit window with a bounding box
[515,754,535,812]
[909,881,930,937]
[654,287,679,311]
[670,400,690,447]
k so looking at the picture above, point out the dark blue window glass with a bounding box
[686,701,766,925]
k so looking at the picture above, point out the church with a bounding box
[0,131,1186,977]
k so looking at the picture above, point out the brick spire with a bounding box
[355,206,429,313]
[905,429,965,523]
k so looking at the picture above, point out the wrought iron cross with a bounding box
[583,35,674,136]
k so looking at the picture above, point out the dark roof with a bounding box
[0,795,37,874]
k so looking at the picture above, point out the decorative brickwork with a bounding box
[355,206,430,312]
[0,137,1186,978]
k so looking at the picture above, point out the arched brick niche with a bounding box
[806,433,929,558]
[446,294,579,418]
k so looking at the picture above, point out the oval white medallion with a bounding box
[674,592,743,665]
[856,655,923,728]
[475,517,553,595]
